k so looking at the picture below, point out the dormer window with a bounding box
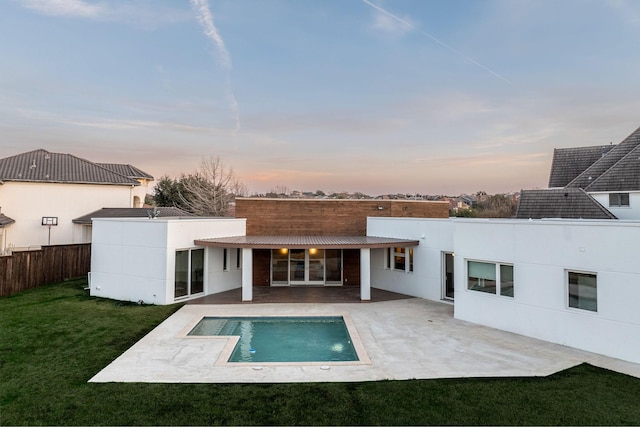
[609,193,630,207]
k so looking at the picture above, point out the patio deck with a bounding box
[187,286,415,304]
[90,297,640,383]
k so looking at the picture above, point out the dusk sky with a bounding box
[1,0,639,195]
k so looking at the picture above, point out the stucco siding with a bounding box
[0,181,134,248]
[90,218,246,304]
[369,217,640,364]
[590,191,640,220]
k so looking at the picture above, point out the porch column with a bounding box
[360,248,371,301]
[242,248,253,301]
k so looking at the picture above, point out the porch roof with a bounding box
[194,235,420,249]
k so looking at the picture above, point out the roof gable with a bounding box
[0,149,140,186]
[515,188,617,219]
[548,145,615,188]
[566,126,640,190]
[583,141,640,192]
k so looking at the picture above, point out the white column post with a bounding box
[360,248,371,301]
[242,248,253,302]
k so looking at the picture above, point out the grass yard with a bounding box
[1,279,639,426]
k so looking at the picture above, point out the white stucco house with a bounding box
[86,124,640,366]
[88,214,640,366]
[0,149,153,252]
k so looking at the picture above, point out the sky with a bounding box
[1,0,639,196]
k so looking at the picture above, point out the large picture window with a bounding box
[568,271,597,312]
[467,260,514,298]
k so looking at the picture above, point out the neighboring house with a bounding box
[517,126,640,219]
[95,163,154,208]
[0,149,154,250]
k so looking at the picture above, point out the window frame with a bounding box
[567,270,598,313]
[609,192,630,207]
[174,247,205,300]
[466,259,514,298]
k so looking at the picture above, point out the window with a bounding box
[609,193,630,207]
[568,271,597,312]
[236,248,241,269]
[384,248,392,269]
[394,247,405,271]
[223,248,228,271]
[385,247,415,273]
[408,248,414,273]
[467,260,514,297]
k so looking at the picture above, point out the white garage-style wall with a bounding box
[368,217,640,364]
[90,217,245,305]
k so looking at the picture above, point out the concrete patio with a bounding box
[89,296,640,383]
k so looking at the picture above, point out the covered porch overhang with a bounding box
[194,235,420,302]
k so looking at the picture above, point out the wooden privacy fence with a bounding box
[0,244,91,297]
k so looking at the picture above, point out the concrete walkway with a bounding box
[90,298,640,383]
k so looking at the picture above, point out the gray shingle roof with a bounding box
[584,141,640,192]
[515,188,617,220]
[96,163,154,180]
[548,145,616,188]
[0,149,140,186]
[566,126,640,190]
[72,207,196,224]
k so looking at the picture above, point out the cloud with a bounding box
[368,4,413,36]
[361,0,511,83]
[19,0,104,18]
[608,0,640,26]
[189,0,240,133]
[15,0,192,27]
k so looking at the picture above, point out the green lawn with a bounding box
[1,280,639,426]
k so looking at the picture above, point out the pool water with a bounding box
[188,316,359,362]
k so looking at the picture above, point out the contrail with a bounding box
[190,0,241,133]
[361,0,511,84]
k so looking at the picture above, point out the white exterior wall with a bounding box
[368,217,640,364]
[0,181,135,248]
[590,191,640,220]
[90,218,245,305]
[368,218,454,301]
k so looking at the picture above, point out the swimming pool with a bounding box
[188,316,359,363]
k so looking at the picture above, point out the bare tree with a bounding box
[179,156,247,216]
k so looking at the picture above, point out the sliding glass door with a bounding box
[273,249,342,285]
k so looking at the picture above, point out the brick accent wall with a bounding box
[235,198,449,236]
